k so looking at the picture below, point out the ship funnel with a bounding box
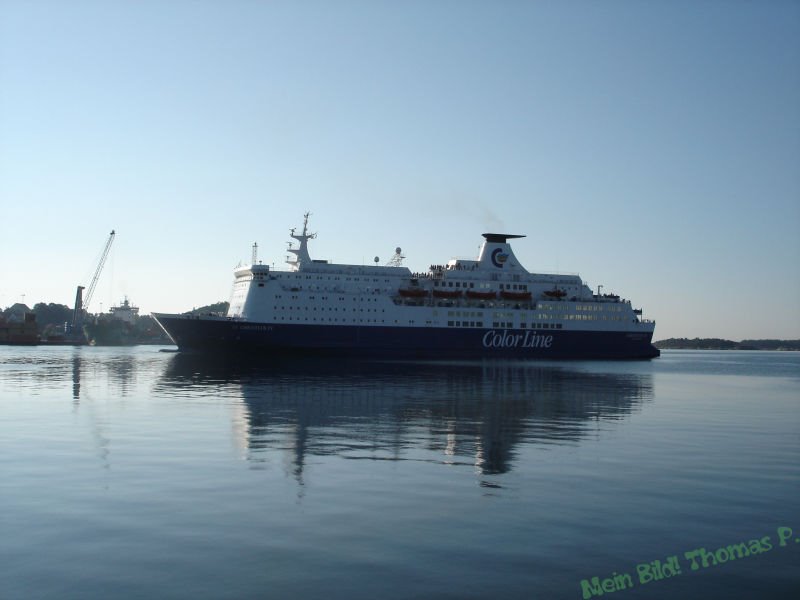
[477,233,529,273]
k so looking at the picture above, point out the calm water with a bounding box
[1,347,798,599]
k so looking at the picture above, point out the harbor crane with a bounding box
[67,230,115,342]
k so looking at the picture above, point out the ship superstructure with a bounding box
[154,214,658,359]
[109,297,139,323]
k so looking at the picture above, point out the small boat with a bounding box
[500,290,532,300]
[398,287,428,298]
[433,289,462,299]
[466,290,496,299]
[543,289,567,298]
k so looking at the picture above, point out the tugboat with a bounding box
[154,214,659,359]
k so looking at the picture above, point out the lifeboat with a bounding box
[543,288,567,298]
[432,289,462,298]
[466,290,496,300]
[500,290,532,300]
[398,287,428,298]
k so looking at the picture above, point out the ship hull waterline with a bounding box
[153,313,660,360]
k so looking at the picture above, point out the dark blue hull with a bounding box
[154,315,660,360]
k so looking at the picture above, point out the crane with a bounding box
[67,230,115,342]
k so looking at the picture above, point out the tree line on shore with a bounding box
[1,302,170,344]
[3,301,229,326]
[655,338,800,351]
[2,301,232,345]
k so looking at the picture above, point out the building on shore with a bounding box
[0,304,39,344]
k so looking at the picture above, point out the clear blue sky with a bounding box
[1,0,798,341]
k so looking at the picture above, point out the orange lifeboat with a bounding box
[398,287,428,298]
[500,290,532,300]
[432,289,462,299]
[466,290,496,299]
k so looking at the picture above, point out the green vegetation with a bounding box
[655,338,800,351]
[185,301,229,316]
[31,303,74,336]
[1,302,73,340]
[2,302,172,345]
[84,314,172,345]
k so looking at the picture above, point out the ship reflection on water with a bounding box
[158,354,653,478]
[4,346,795,600]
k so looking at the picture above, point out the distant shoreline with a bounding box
[655,338,800,351]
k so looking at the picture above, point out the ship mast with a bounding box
[286,212,316,271]
[385,246,405,267]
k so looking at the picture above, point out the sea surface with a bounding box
[1,346,798,599]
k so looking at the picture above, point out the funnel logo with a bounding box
[491,248,509,268]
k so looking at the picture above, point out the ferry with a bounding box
[153,214,659,359]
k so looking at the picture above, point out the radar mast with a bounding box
[286,212,316,271]
[385,247,405,267]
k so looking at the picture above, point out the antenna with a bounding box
[286,213,316,270]
[386,247,405,267]
[252,242,258,265]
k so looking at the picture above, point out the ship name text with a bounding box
[482,329,553,349]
